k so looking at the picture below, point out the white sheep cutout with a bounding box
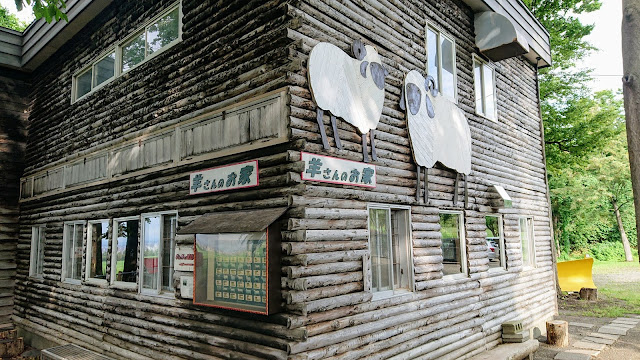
[308,40,388,162]
[401,70,472,205]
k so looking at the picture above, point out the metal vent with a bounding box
[41,344,113,360]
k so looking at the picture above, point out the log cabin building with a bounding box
[0,0,556,359]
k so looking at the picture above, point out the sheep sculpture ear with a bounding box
[425,75,439,97]
[352,39,367,60]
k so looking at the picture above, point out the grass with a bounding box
[560,260,640,317]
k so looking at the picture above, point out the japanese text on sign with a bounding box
[190,160,259,195]
[301,152,376,188]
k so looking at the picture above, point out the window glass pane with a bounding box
[427,28,439,89]
[76,70,92,99]
[483,65,496,119]
[162,215,177,290]
[122,31,146,72]
[143,216,160,290]
[115,220,139,283]
[486,216,502,269]
[64,225,74,279]
[520,218,530,266]
[94,53,115,87]
[391,210,409,290]
[36,228,44,275]
[369,208,391,292]
[474,60,483,114]
[440,36,455,99]
[89,222,109,280]
[147,7,179,55]
[73,224,83,280]
[440,213,462,275]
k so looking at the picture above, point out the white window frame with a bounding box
[111,216,141,290]
[71,48,117,102]
[139,211,178,296]
[29,226,46,278]
[71,1,183,103]
[473,55,498,121]
[62,221,86,284]
[439,210,467,279]
[519,216,536,268]
[85,219,110,284]
[426,23,458,102]
[485,214,506,271]
[367,203,414,301]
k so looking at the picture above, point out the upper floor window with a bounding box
[426,24,457,101]
[474,56,497,120]
[440,211,467,277]
[72,2,182,102]
[62,222,85,283]
[29,226,46,277]
[486,215,506,270]
[368,204,412,299]
[141,212,177,295]
[519,216,536,268]
[121,6,181,72]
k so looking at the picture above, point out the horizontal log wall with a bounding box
[0,70,28,325]
[282,0,556,359]
[14,0,556,359]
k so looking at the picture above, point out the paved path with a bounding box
[535,315,640,360]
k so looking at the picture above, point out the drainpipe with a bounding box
[535,58,561,312]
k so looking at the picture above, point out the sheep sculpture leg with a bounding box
[362,135,369,163]
[370,130,377,161]
[316,108,330,150]
[330,114,343,149]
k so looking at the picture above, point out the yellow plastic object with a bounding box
[557,257,597,292]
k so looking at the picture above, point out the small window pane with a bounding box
[115,220,139,283]
[94,53,115,87]
[440,213,463,276]
[427,28,439,88]
[474,60,483,114]
[143,216,160,290]
[370,208,391,292]
[88,221,109,280]
[31,227,45,276]
[440,36,455,99]
[483,65,496,119]
[76,70,92,99]
[73,224,83,280]
[162,215,177,290]
[147,7,179,55]
[486,216,503,269]
[122,31,146,72]
[520,218,531,266]
[36,228,45,275]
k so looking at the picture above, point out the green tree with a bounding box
[14,0,66,23]
[0,5,28,31]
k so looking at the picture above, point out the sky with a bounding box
[0,0,34,23]
[576,1,623,93]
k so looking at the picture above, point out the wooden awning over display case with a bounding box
[177,207,288,234]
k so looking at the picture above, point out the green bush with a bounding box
[587,242,636,261]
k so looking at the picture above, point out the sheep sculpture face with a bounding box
[308,40,388,162]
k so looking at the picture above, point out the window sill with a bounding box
[28,274,44,280]
[62,279,82,285]
[475,111,498,122]
[139,290,177,299]
[488,266,507,273]
[84,278,109,287]
[371,289,412,302]
[110,282,138,291]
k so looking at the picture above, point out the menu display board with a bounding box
[194,232,272,313]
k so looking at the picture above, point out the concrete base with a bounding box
[467,339,539,360]
[17,326,61,350]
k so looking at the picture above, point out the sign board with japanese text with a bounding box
[175,245,195,271]
[301,152,376,188]
[190,160,259,195]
